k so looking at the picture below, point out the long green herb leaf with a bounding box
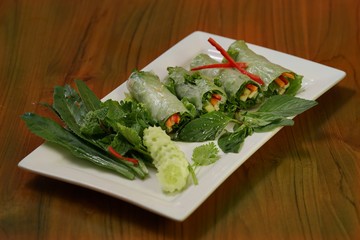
[53,86,85,136]
[253,118,294,132]
[63,85,88,125]
[53,86,103,149]
[239,111,294,132]
[257,95,318,117]
[22,113,135,179]
[75,80,102,111]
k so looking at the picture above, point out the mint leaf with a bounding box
[240,112,284,127]
[217,126,253,153]
[110,133,133,155]
[177,111,233,142]
[258,95,317,117]
[103,99,155,134]
[80,108,109,136]
[115,124,147,153]
[235,95,317,134]
[253,118,294,132]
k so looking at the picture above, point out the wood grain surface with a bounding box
[1,0,359,239]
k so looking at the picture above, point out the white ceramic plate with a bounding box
[18,31,346,221]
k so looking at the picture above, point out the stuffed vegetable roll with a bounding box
[127,70,190,132]
[227,40,302,96]
[190,53,262,109]
[190,54,222,79]
[165,66,227,113]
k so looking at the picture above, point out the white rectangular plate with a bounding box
[19,31,346,221]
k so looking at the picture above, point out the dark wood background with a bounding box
[1,0,359,239]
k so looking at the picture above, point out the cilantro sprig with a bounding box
[192,142,220,166]
[189,142,221,185]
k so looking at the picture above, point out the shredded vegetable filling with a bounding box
[165,113,180,132]
[240,84,259,102]
[204,92,225,112]
[273,72,294,95]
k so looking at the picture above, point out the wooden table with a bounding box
[1,0,359,239]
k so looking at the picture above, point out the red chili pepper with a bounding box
[207,38,264,85]
[108,146,138,165]
[190,62,247,71]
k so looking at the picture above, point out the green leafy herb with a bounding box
[21,113,136,179]
[184,71,202,85]
[217,126,253,153]
[254,118,294,132]
[23,81,157,180]
[176,111,233,142]
[283,74,303,96]
[257,95,317,117]
[52,85,102,148]
[75,80,102,111]
[188,142,220,185]
[63,84,89,124]
[103,99,155,134]
[181,98,198,118]
[110,133,133,155]
[235,95,317,133]
[192,142,220,166]
[80,108,109,137]
[113,123,148,155]
[238,111,294,132]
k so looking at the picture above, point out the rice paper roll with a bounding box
[218,68,262,109]
[227,40,302,96]
[165,66,227,113]
[127,70,189,132]
[190,54,222,79]
[190,53,262,109]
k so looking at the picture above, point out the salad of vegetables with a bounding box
[22,38,317,193]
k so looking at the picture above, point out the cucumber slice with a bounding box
[156,158,189,192]
[143,126,190,192]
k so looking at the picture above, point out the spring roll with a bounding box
[227,40,302,96]
[190,53,262,109]
[126,70,189,132]
[164,66,227,113]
